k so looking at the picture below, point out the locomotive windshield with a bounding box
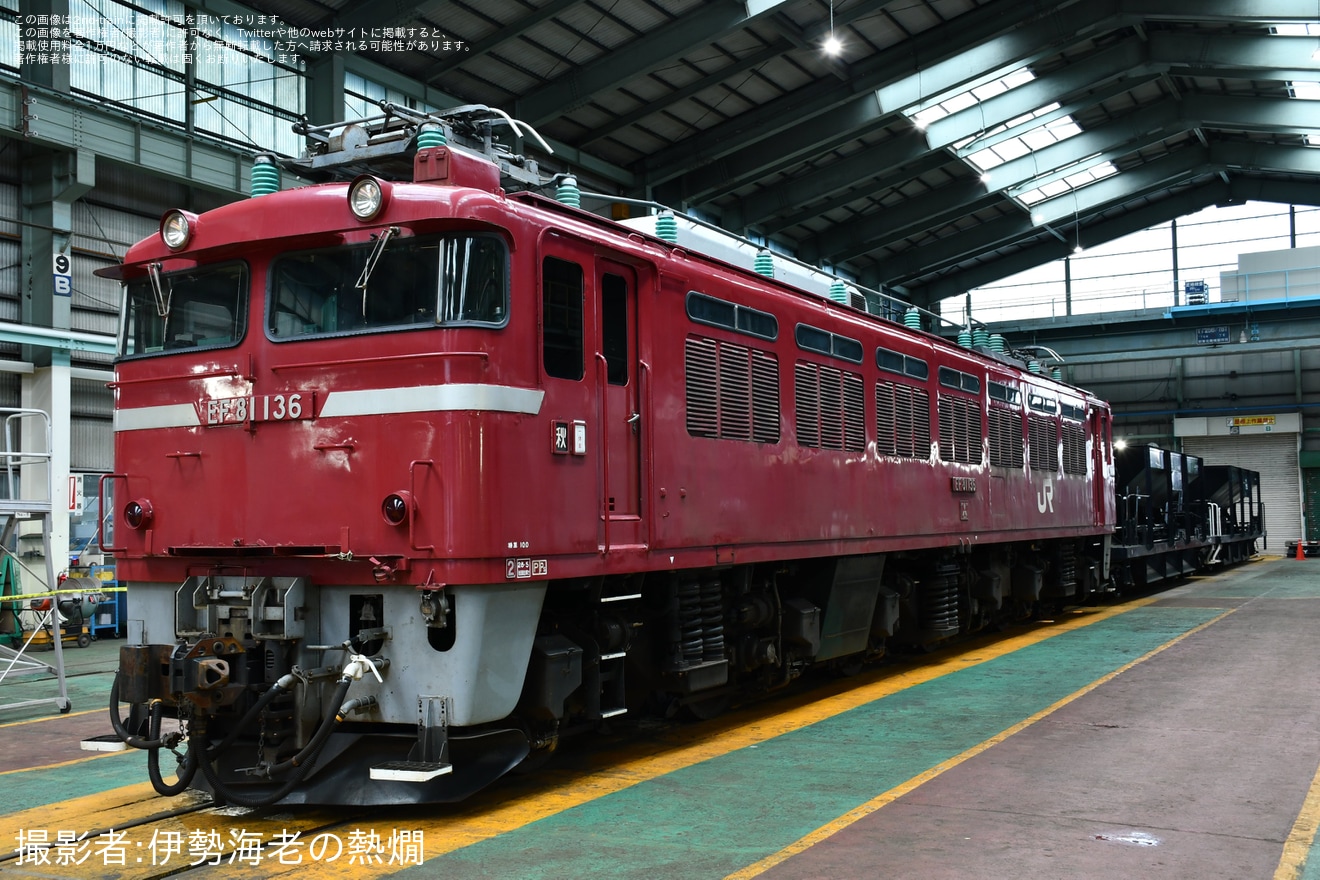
[119,262,248,358]
[268,233,507,338]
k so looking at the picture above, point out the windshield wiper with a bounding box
[355,227,400,308]
[146,262,172,317]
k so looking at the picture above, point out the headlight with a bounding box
[160,210,196,250]
[381,491,413,526]
[124,498,154,530]
[349,176,388,220]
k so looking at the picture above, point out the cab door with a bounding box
[598,259,644,548]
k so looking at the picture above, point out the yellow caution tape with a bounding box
[0,585,127,603]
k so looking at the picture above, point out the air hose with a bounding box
[107,673,198,796]
[146,701,197,796]
[198,677,362,808]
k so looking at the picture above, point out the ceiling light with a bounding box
[822,0,841,56]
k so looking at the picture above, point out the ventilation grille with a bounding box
[989,407,1024,469]
[686,336,780,443]
[876,381,930,458]
[1028,414,1056,471]
[795,362,865,451]
[1062,423,1087,475]
[938,396,983,464]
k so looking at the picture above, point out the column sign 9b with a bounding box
[52,254,72,296]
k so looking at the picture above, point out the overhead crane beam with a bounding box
[727,31,1320,247]
[646,0,1117,200]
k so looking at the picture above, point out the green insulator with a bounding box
[556,176,581,208]
[903,308,922,330]
[251,157,280,197]
[754,249,774,278]
[417,124,446,149]
[990,333,1006,353]
[958,329,973,348]
[828,279,849,304]
[656,211,678,243]
[973,328,990,348]
[1028,359,1042,374]
[1052,368,1063,381]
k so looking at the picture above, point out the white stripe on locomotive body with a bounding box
[317,384,545,417]
[114,403,203,432]
[112,384,546,431]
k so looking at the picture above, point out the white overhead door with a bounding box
[1180,432,1299,554]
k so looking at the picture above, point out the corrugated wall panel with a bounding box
[71,376,113,419]
[1182,433,1300,555]
[0,373,19,409]
[71,416,112,472]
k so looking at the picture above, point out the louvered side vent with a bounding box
[938,399,955,462]
[685,337,718,437]
[963,399,983,464]
[911,388,931,458]
[876,382,897,456]
[896,386,917,457]
[718,344,752,441]
[795,363,820,447]
[687,335,780,445]
[751,351,781,444]
[989,408,1024,469]
[843,373,865,452]
[880,383,930,458]
[1028,414,1056,471]
[819,366,844,450]
[1062,424,1087,475]
[937,397,982,464]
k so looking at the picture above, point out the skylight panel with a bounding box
[1274,23,1320,144]
[902,67,1117,214]
[904,68,1038,131]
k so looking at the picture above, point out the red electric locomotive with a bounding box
[98,106,1116,806]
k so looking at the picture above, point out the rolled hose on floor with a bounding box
[198,677,355,809]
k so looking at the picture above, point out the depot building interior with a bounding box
[6,0,1320,570]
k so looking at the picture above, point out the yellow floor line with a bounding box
[0,748,131,776]
[1276,758,1320,880]
[0,708,102,729]
[724,606,1238,880]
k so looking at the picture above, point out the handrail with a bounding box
[596,353,609,556]
[408,460,435,552]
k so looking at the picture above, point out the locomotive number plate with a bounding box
[200,392,314,426]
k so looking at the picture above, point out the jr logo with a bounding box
[1036,481,1055,513]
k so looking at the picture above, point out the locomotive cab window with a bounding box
[602,273,628,386]
[268,233,507,338]
[543,257,585,380]
[120,261,248,357]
